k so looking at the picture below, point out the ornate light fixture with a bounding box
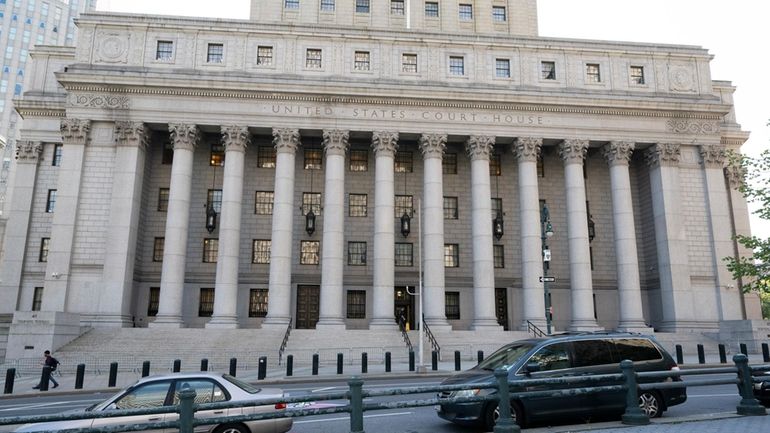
[205,158,219,234]
[400,169,410,237]
[303,166,317,236]
[587,214,596,242]
[492,175,503,240]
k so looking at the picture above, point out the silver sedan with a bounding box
[15,372,293,433]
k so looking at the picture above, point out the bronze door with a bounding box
[394,287,416,330]
[296,285,320,329]
[495,288,509,330]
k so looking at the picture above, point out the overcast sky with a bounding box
[95,0,770,239]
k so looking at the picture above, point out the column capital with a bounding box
[559,138,588,164]
[114,121,150,150]
[168,123,200,152]
[513,137,542,162]
[272,128,300,154]
[323,129,350,157]
[645,143,681,168]
[14,140,43,164]
[60,118,91,145]
[724,159,746,190]
[465,135,495,161]
[222,125,250,153]
[699,144,726,169]
[419,133,447,159]
[371,131,399,156]
[603,141,635,167]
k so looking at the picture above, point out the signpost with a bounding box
[539,276,556,283]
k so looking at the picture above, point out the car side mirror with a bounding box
[105,403,117,411]
[525,362,541,376]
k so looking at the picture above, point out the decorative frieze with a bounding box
[68,93,130,109]
[513,137,542,162]
[419,133,447,159]
[114,122,149,149]
[60,118,91,145]
[666,119,719,135]
[168,124,200,152]
[724,160,746,190]
[699,145,726,168]
[559,139,588,164]
[221,126,250,153]
[322,129,350,157]
[371,131,399,156]
[603,141,635,167]
[272,128,300,154]
[465,135,495,161]
[645,143,681,168]
[14,140,43,163]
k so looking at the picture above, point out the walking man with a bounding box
[32,350,59,389]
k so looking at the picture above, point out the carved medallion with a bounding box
[96,32,129,63]
[669,64,695,92]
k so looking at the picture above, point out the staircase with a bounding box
[420,328,531,361]
[280,329,411,365]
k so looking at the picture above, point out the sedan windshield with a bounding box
[477,343,533,370]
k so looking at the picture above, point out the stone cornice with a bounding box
[14,140,43,164]
[645,143,681,168]
[114,121,149,149]
[465,135,495,161]
[559,139,589,164]
[513,137,542,162]
[603,141,635,167]
[272,128,300,154]
[168,123,200,152]
[419,133,447,159]
[371,131,399,157]
[221,125,250,153]
[699,145,726,168]
[322,129,350,157]
[60,118,91,145]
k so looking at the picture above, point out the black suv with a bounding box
[437,332,686,429]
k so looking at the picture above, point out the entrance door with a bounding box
[495,288,509,330]
[296,285,319,329]
[394,287,416,330]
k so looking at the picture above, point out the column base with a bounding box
[315,319,346,331]
[423,318,452,332]
[149,315,184,328]
[369,319,399,330]
[470,319,503,331]
[616,321,654,334]
[206,316,239,329]
[569,320,603,332]
[261,316,291,327]
[81,314,134,328]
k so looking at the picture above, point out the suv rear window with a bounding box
[613,338,662,362]
[572,339,615,367]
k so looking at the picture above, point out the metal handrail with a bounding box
[277,319,292,365]
[422,318,440,356]
[397,316,413,352]
[526,320,547,338]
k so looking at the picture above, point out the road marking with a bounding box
[311,386,337,393]
[687,394,739,398]
[0,400,97,412]
[293,411,413,424]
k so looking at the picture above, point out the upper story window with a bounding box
[302,192,322,216]
[210,143,224,166]
[630,65,645,84]
[541,61,556,80]
[285,0,300,9]
[257,46,273,66]
[347,242,367,266]
[442,153,457,174]
[394,151,413,173]
[443,196,459,219]
[203,239,219,263]
[300,240,320,265]
[304,148,323,170]
[158,188,169,212]
[46,189,57,213]
[257,146,276,168]
[490,154,502,176]
[320,0,335,11]
[425,2,439,17]
[402,53,417,73]
[156,41,173,61]
[444,244,459,267]
[356,0,370,13]
[458,4,473,20]
[496,58,510,78]
[349,149,368,171]
[207,189,223,214]
[449,56,465,76]
[39,237,50,262]
[354,51,370,71]
[255,191,275,215]
[52,144,62,166]
[252,240,271,264]
[162,141,174,165]
[306,48,322,68]
[391,0,404,15]
[395,195,413,218]
[586,63,601,83]
[153,238,165,262]
[492,6,507,22]
[207,43,223,64]
[349,193,368,217]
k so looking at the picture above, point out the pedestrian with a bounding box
[32,350,60,389]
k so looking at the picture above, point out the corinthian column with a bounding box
[466,135,501,330]
[152,124,199,328]
[419,133,451,329]
[208,126,250,328]
[317,129,350,329]
[603,141,649,332]
[263,128,300,326]
[514,137,547,330]
[369,131,399,329]
[559,139,600,331]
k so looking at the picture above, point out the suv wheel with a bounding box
[638,391,663,418]
[485,400,524,430]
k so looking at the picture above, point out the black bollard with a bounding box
[229,358,237,377]
[4,368,15,394]
[312,354,319,375]
[361,352,368,374]
[431,351,438,371]
[173,359,181,373]
[385,352,391,373]
[719,344,727,364]
[763,343,770,363]
[454,351,461,371]
[477,350,484,364]
[697,344,705,364]
[108,362,118,387]
[200,359,208,372]
[286,355,294,377]
[337,353,344,375]
[409,350,415,372]
[675,345,683,365]
[75,364,85,389]
[740,343,748,357]
[40,366,51,391]
[141,361,151,377]
[258,356,267,380]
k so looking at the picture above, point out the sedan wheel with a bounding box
[213,424,250,433]
[638,391,663,418]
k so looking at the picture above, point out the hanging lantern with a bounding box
[305,209,316,236]
[493,212,504,240]
[205,203,217,234]
[400,211,411,237]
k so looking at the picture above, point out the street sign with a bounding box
[539,276,556,283]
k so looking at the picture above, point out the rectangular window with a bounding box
[32,287,43,311]
[391,0,405,15]
[156,40,173,60]
[207,189,223,214]
[348,241,367,266]
[395,195,413,218]
[52,144,62,166]
[158,188,169,212]
[347,290,366,319]
[395,243,413,267]
[304,148,323,170]
[349,193,368,217]
[449,56,464,75]
[45,189,57,213]
[354,51,370,71]
[285,0,300,9]
[153,237,165,262]
[444,244,459,267]
[442,153,457,174]
[491,198,503,219]
[445,292,460,320]
[630,65,645,84]
[207,43,224,64]
[147,287,160,316]
[494,245,505,268]
[210,143,224,166]
[443,196,458,219]
[252,239,271,264]
[355,0,370,13]
[300,240,320,265]
[541,61,556,80]
[257,46,273,66]
[349,149,368,171]
[162,141,174,165]
[394,151,413,172]
[425,1,439,17]
[320,0,335,11]
[537,155,545,177]
[458,4,473,20]
[306,48,322,68]
[257,146,276,168]
[249,289,269,317]
[495,58,510,78]
[255,191,274,215]
[39,237,50,262]
[198,288,215,317]
[492,6,507,22]
[586,63,601,83]
[203,238,219,263]
[402,53,417,73]
[302,192,322,215]
[490,154,502,176]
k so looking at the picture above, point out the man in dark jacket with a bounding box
[32,350,59,389]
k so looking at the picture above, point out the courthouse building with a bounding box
[0,0,763,359]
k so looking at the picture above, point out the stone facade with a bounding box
[0,0,760,359]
